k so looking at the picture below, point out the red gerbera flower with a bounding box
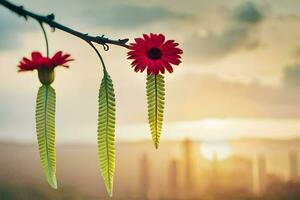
[18,51,73,72]
[127,33,183,75]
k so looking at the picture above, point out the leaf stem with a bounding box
[87,41,107,73]
[39,22,49,57]
[154,75,158,149]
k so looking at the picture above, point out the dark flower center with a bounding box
[147,47,162,60]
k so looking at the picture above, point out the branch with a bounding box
[0,0,130,50]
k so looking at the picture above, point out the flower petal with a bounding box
[31,52,43,60]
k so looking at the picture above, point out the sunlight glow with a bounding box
[200,140,231,160]
[200,118,229,130]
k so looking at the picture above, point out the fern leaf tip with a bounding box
[107,190,113,197]
[51,184,57,190]
[48,177,57,189]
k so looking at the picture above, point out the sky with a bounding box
[0,0,300,143]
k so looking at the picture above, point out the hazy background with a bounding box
[0,0,300,199]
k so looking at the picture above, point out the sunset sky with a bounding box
[0,0,300,143]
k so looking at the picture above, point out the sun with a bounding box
[200,140,232,161]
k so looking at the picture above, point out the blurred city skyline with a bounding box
[0,0,300,144]
[1,138,300,199]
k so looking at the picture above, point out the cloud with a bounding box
[184,1,265,62]
[0,8,36,50]
[0,12,20,50]
[185,26,260,62]
[80,3,192,29]
[166,72,300,121]
[283,63,300,87]
[232,1,264,24]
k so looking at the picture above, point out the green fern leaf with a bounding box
[98,71,116,197]
[35,85,57,189]
[146,74,165,149]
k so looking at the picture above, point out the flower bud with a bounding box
[38,68,55,85]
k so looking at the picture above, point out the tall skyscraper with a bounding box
[258,155,267,195]
[169,159,179,190]
[139,153,150,199]
[289,151,299,181]
[210,152,219,191]
[182,139,198,194]
[168,159,180,199]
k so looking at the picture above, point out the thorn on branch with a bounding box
[119,39,129,44]
[17,6,27,19]
[46,14,55,31]
[47,13,55,21]
[96,36,107,44]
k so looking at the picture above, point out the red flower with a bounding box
[127,33,183,75]
[18,51,73,72]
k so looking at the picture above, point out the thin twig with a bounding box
[0,0,130,50]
